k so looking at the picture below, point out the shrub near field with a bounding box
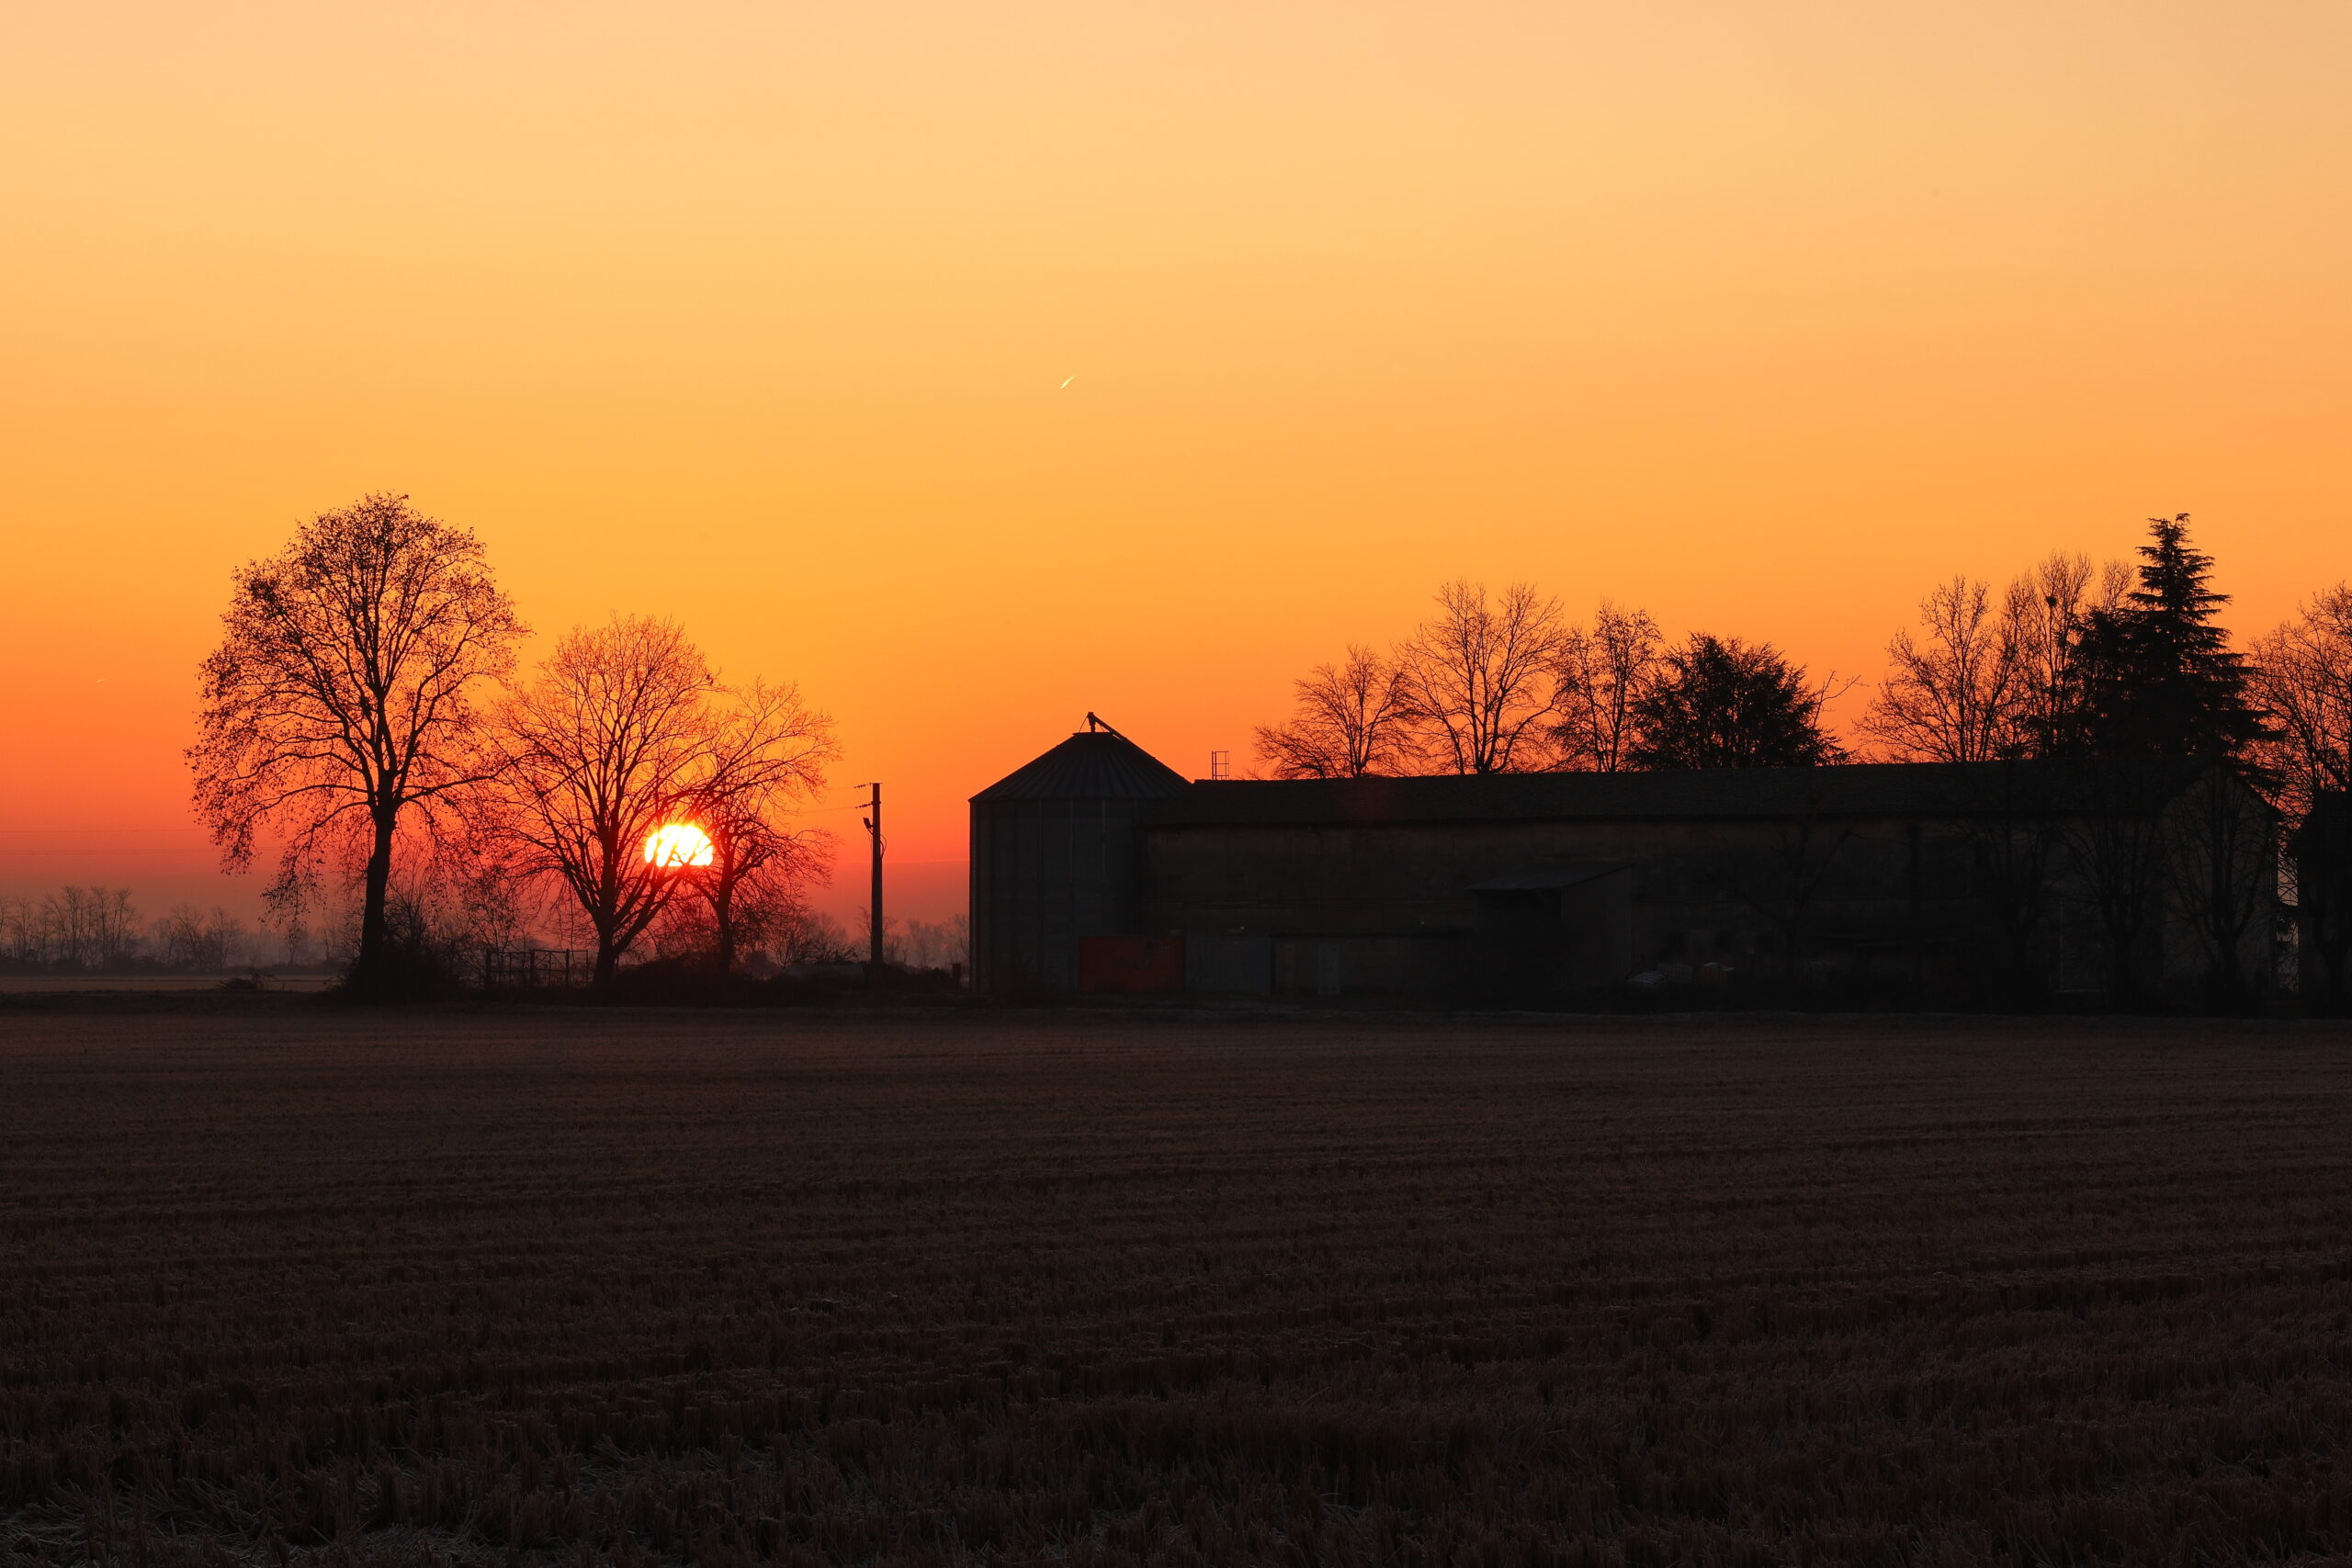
[5,1014,2352,1566]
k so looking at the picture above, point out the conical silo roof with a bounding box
[971,727,1189,802]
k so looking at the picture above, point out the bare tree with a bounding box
[153,905,250,972]
[1965,550,2186,1002]
[2003,551,2131,756]
[2063,758,2177,1003]
[889,913,970,972]
[1552,603,1661,772]
[683,681,838,975]
[1854,553,2131,765]
[187,494,524,991]
[1859,577,2028,762]
[776,908,858,964]
[1253,645,1419,778]
[2166,764,2277,1010]
[486,619,834,985]
[2247,588,2352,1006]
[1950,763,2069,1002]
[484,617,719,985]
[1397,581,1567,775]
[0,899,31,966]
[6,887,144,970]
[2249,585,2352,823]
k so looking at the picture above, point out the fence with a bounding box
[482,949,595,991]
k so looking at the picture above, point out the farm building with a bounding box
[970,721,2278,1008]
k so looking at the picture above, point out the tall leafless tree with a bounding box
[2004,551,2131,756]
[483,616,719,985]
[2248,585,2352,823]
[683,680,837,975]
[1859,576,2028,762]
[2166,763,2277,1009]
[2062,758,2178,1002]
[187,494,524,991]
[1397,581,1567,775]
[484,619,834,985]
[1252,645,1420,778]
[2248,587,2352,1005]
[1551,603,1661,772]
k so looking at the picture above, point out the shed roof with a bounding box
[1140,759,2224,829]
[971,728,1191,803]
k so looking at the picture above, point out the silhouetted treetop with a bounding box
[1627,634,1846,770]
[1253,646,1419,779]
[187,493,524,995]
[1398,581,1567,775]
[2065,514,2267,763]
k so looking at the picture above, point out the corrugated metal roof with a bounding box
[971,729,1192,803]
[1139,760,2222,829]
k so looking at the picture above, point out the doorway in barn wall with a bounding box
[1474,887,1561,1006]
[1470,863,1634,1007]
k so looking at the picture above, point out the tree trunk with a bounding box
[353,810,397,992]
[2203,849,2245,1010]
[713,886,737,976]
[1906,821,1925,1005]
[2102,918,2140,1005]
[2323,931,2352,1015]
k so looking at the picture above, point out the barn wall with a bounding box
[1138,816,2001,1001]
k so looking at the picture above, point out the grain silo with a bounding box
[969,716,1188,994]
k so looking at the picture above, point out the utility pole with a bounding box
[861,782,884,972]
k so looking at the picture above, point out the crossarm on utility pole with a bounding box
[864,782,884,971]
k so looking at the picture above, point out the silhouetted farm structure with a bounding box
[974,725,2283,1010]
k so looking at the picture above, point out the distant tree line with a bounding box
[186,494,841,996]
[0,886,302,975]
[1254,582,1850,779]
[678,910,969,971]
[1260,514,2332,791]
[1855,517,2270,771]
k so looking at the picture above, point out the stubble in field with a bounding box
[4,1008,2351,1565]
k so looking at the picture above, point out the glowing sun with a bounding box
[643,822,715,868]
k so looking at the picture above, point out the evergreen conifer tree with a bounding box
[2064,514,2267,761]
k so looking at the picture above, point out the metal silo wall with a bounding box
[970,797,1148,993]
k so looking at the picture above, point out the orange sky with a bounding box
[3,1,2347,926]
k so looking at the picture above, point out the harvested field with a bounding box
[5,1009,2352,1566]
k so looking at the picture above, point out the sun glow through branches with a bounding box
[642,822,715,869]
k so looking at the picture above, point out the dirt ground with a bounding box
[5,1007,2352,1565]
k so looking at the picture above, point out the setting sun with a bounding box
[642,822,715,870]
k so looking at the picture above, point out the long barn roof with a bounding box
[1140,759,2223,829]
